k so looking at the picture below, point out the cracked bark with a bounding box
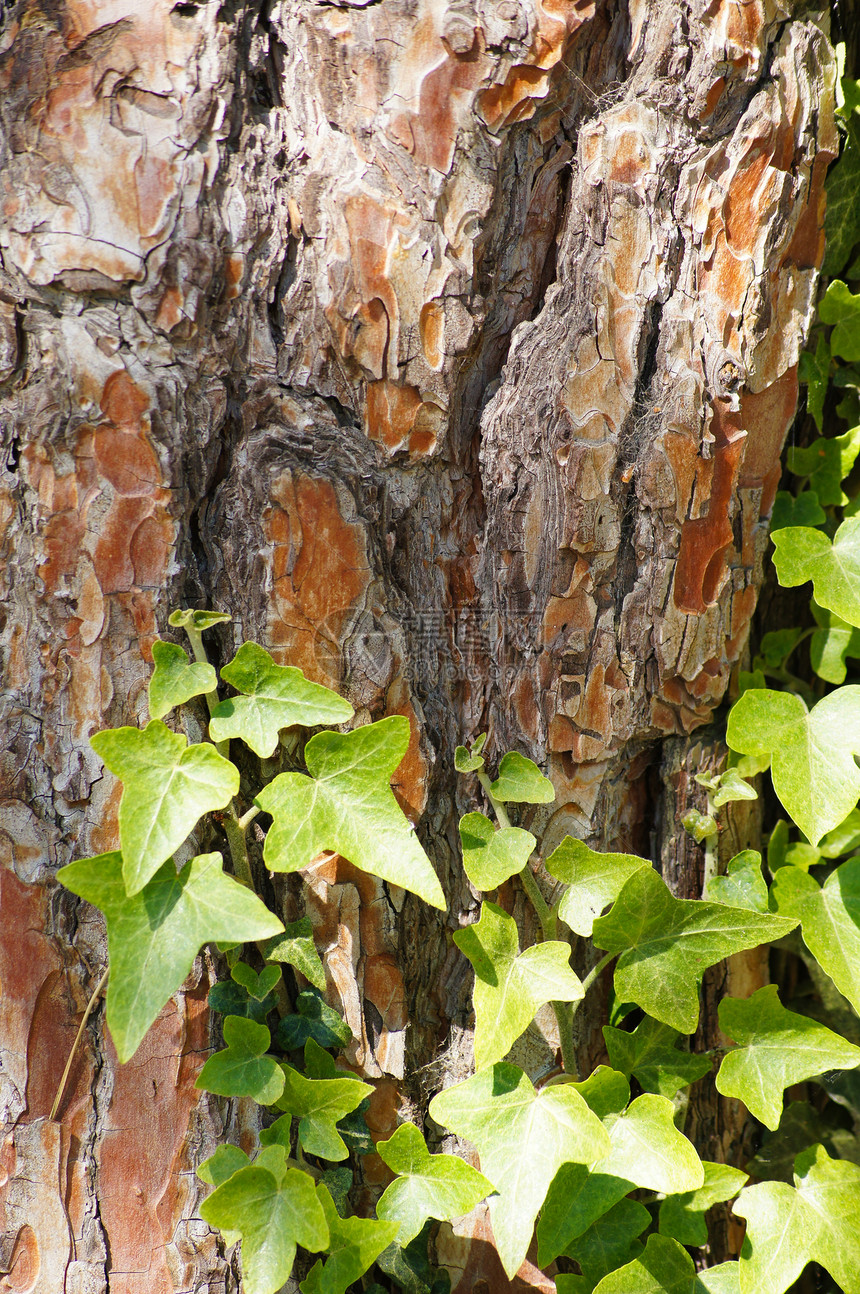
[0,0,835,1289]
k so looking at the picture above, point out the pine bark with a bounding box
[0,0,835,1289]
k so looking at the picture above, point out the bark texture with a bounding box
[0,0,835,1289]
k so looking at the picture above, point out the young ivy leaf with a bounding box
[726,686,860,846]
[591,867,796,1034]
[538,1087,704,1265]
[276,990,352,1051]
[375,1122,495,1246]
[198,1143,250,1189]
[458,812,535,890]
[603,1016,712,1098]
[488,751,555,803]
[200,1145,329,1294]
[786,425,860,506]
[90,721,239,894]
[300,1183,398,1294]
[715,985,860,1131]
[168,608,232,631]
[658,1162,748,1247]
[819,278,860,361]
[711,768,757,809]
[209,967,279,1023]
[257,716,445,909]
[148,640,216,720]
[733,1144,860,1294]
[454,745,485,774]
[209,643,354,757]
[545,838,651,938]
[57,851,282,1063]
[232,962,282,1002]
[428,1061,610,1279]
[771,859,860,1015]
[704,851,768,913]
[271,1065,373,1162]
[454,901,583,1068]
[771,519,860,627]
[263,918,327,991]
[196,1016,285,1104]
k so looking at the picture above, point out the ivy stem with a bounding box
[184,625,230,759]
[477,770,577,1074]
[223,807,255,891]
[50,965,109,1122]
[577,951,615,1002]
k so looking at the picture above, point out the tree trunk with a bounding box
[0,0,834,1290]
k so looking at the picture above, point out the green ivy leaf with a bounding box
[726,686,860,846]
[772,519,860,626]
[769,491,826,531]
[537,1085,704,1265]
[716,985,860,1130]
[276,990,353,1051]
[209,643,354,757]
[488,751,555,804]
[428,1061,609,1278]
[90,721,240,894]
[799,334,831,430]
[454,745,485,774]
[591,1234,727,1293]
[658,1163,748,1247]
[208,971,278,1023]
[603,1017,712,1098]
[591,867,795,1033]
[263,918,327,991]
[819,807,860,859]
[733,1144,860,1294]
[196,1016,285,1104]
[198,1143,250,1188]
[148,640,216,721]
[564,1197,649,1284]
[454,902,583,1068]
[745,1101,847,1183]
[57,851,282,1062]
[375,1123,495,1246]
[301,1184,398,1294]
[257,717,445,909]
[458,812,535,890]
[711,769,757,809]
[824,122,860,277]
[786,426,860,506]
[200,1145,328,1294]
[545,839,651,938]
[269,1064,373,1162]
[232,962,282,1001]
[681,809,718,843]
[810,603,860,683]
[704,851,767,913]
[771,859,860,1014]
[168,608,232,631]
[757,629,804,671]
[819,279,860,361]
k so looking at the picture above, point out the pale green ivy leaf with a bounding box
[455,745,485,773]
[711,769,757,809]
[200,1145,328,1294]
[704,851,767,913]
[257,717,445,909]
[458,812,535,890]
[819,807,860,858]
[771,858,860,1015]
[271,1065,373,1162]
[734,1144,860,1294]
[90,721,239,894]
[658,1162,748,1247]
[262,918,327,991]
[209,643,353,757]
[197,1143,250,1189]
[301,1184,398,1294]
[454,901,583,1068]
[771,519,860,626]
[148,640,216,721]
[57,851,282,1063]
[196,1015,285,1104]
[428,1061,610,1279]
[545,838,651,938]
[489,751,555,804]
[375,1123,495,1246]
[591,867,796,1033]
[726,686,860,846]
[168,608,231,631]
[603,1016,712,1098]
